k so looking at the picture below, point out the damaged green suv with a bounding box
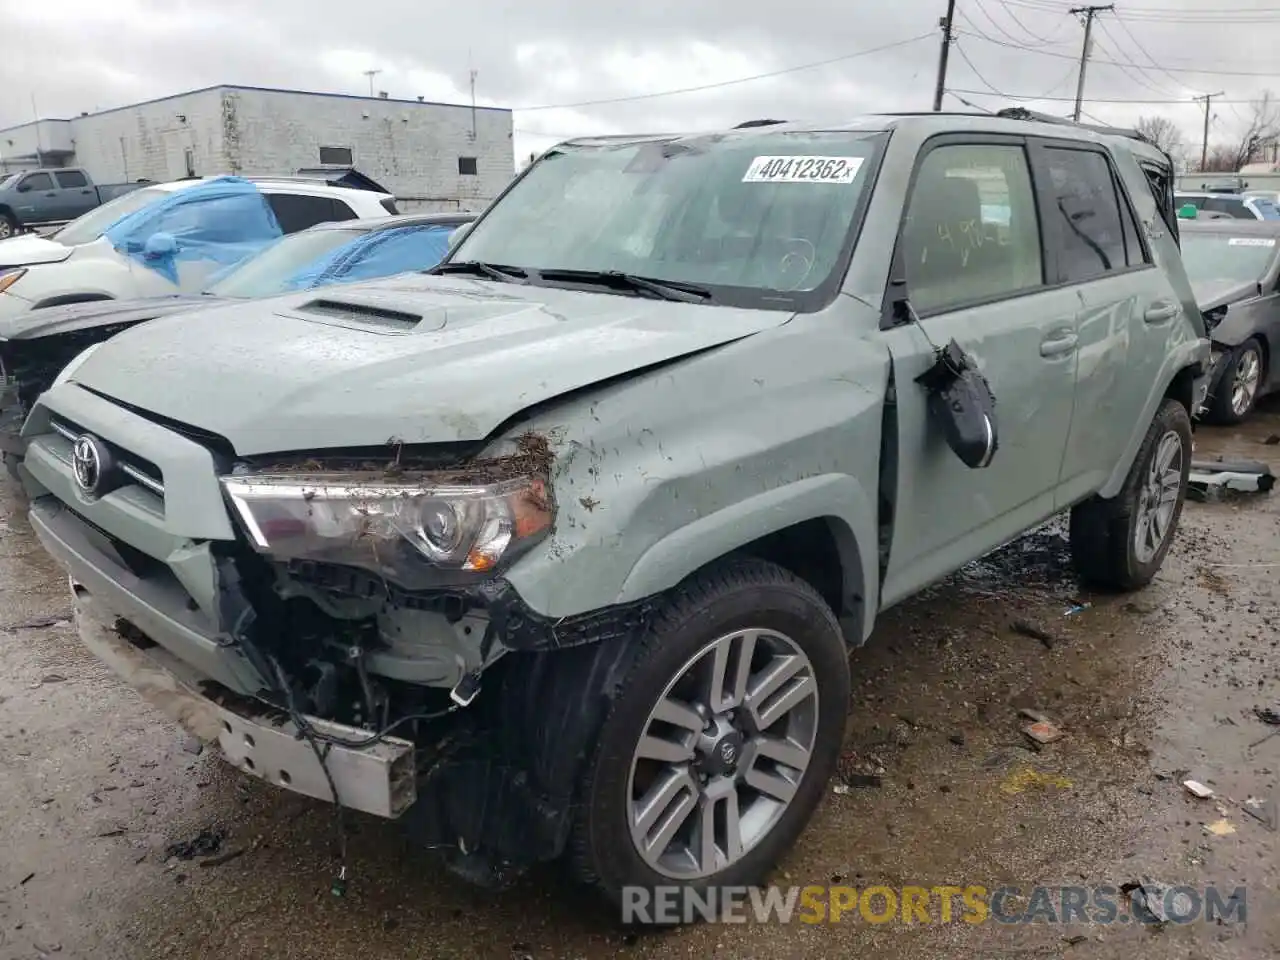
[21,112,1208,911]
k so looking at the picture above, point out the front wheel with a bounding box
[1069,398,1192,591]
[0,213,16,240]
[571,558,851,916]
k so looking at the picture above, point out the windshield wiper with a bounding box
[537,268,712,304]
[429,260,529,283]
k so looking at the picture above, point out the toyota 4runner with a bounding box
[19,112,1209,912]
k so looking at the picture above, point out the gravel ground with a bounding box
[1,404,1277,960]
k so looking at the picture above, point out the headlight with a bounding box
[0,268,27,295]
[221,473,553,588]
[51,341,105,389]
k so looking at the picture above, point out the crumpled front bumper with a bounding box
[70,586,417,819]
[0,377,24,461]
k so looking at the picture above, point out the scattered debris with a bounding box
[1000,767,1073,795]
[1182,780,1215,799]
[1187,457,1275,500]
[39,674,66,684]
[1243,796,1277,832]
[835,774,882,792]
[1063,603,1091,617]
[3,616,69,631]
[199,847,247,868]
[1012,619,1057,649]
[1023,718,1064,744]
[1063,934,1088,945]
[949,733,966,746]
[1121,881,1170,924]
[32,942,62,956]
[164,828,226,861]
[18,872,35,886]
[577,495,600,512]
[95,828,126,839]
[1264,434,1280,445]
[1255,706,1280,726]
[181,736,204,756]
[1203,818,1236,837]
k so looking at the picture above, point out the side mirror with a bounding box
[15,181,30,193]
[142,232,178,260]
[447,222,472,250]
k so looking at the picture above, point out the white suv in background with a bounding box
[0,176,397,324]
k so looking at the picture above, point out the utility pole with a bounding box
[1193,92,1225,172]
[1069,5,1113,122]
[932,0,957,112]
[362,69,382,97]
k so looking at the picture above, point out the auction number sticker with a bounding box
[1228,237,1277,247]
[742,155,864,184]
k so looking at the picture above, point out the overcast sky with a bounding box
[4,0,1280,165]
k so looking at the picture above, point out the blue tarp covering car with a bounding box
[102,176,282,283]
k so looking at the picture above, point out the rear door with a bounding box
[1043,140,1180,504]
[54,170,96,220]
[265,193,352,233]
[878,135,1081,605]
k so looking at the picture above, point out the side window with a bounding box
[1141,164,1179,242]
[267,193,343,233]
[21,172,54,191]
[327,199,359,222]
[55,170,88,189]
[1041,148,1128,283]
[901,142,1044,316]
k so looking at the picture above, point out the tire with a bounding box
[1207,339,1265,425]
[570,558,851,919]
[1069,397,1192,591]
[0,213,15,240]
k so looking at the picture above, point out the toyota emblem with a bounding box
[719,741,737,765]
[72,434,104,496]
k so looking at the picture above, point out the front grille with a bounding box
[49,416,165,497]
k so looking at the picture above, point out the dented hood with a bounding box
[1190,277,1258,313]
[2,294,224,341]
[0,234,74,268]
[69,275,789,455]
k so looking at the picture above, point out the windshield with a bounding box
[204,228,364,298]
[451,130,883,309]
[1180,232,1278,285]
[53,187,168,246]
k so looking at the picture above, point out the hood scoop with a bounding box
[295,297,428,334]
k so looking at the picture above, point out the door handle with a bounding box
[1040,332,1078,357]
[1144,300,1180,324]
[81,189,92,194]
[43,192,55,197]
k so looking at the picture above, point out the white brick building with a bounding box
[0,85,515,212]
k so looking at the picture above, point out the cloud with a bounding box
[5,0,1280,165]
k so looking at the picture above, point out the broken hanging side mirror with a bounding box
[915,339,999,469]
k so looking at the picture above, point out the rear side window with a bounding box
[328,200,359,222]
[55,170,88,188]
[380,197,400,215]
[900,142,1044,316]
[267,193,346,233]
[1041,147,1135,283]
[1141,163,1179,240]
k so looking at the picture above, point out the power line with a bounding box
[1089,30,1179,100]
[993,0,1068,43]
[512,33,934,112]
[1091,19,1181,98]
[947,85,1257,105]
[953,40,1010,96]
[971,0,1067,47]
[1109,12,1198,93]
[1001,0,1280,21]
[957,27,1280,77]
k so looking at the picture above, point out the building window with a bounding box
[458,156,478,176]
[319,146,354,166]
[184,148,196,177]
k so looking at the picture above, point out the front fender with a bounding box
[614,473,876,638]
[1100,336,1210,498]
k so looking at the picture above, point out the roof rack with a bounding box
[734,119,786,128]
[994,107,1150,146]
[240,168,392,194]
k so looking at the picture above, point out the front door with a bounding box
[878,137,1081,606]
[54,170,97,220]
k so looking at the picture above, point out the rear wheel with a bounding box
[1208,339,1264,424]
[0,213,15,240]
[1069,398,1191,590]
[571,558,851,917]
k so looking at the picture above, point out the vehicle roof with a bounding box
[306,211,476,233]
[559,111,1167,158]
[1178,218,1280,235]
[1175,191,1254,199]
[149,176,394,198]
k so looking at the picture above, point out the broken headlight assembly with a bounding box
[221,473,553,589]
